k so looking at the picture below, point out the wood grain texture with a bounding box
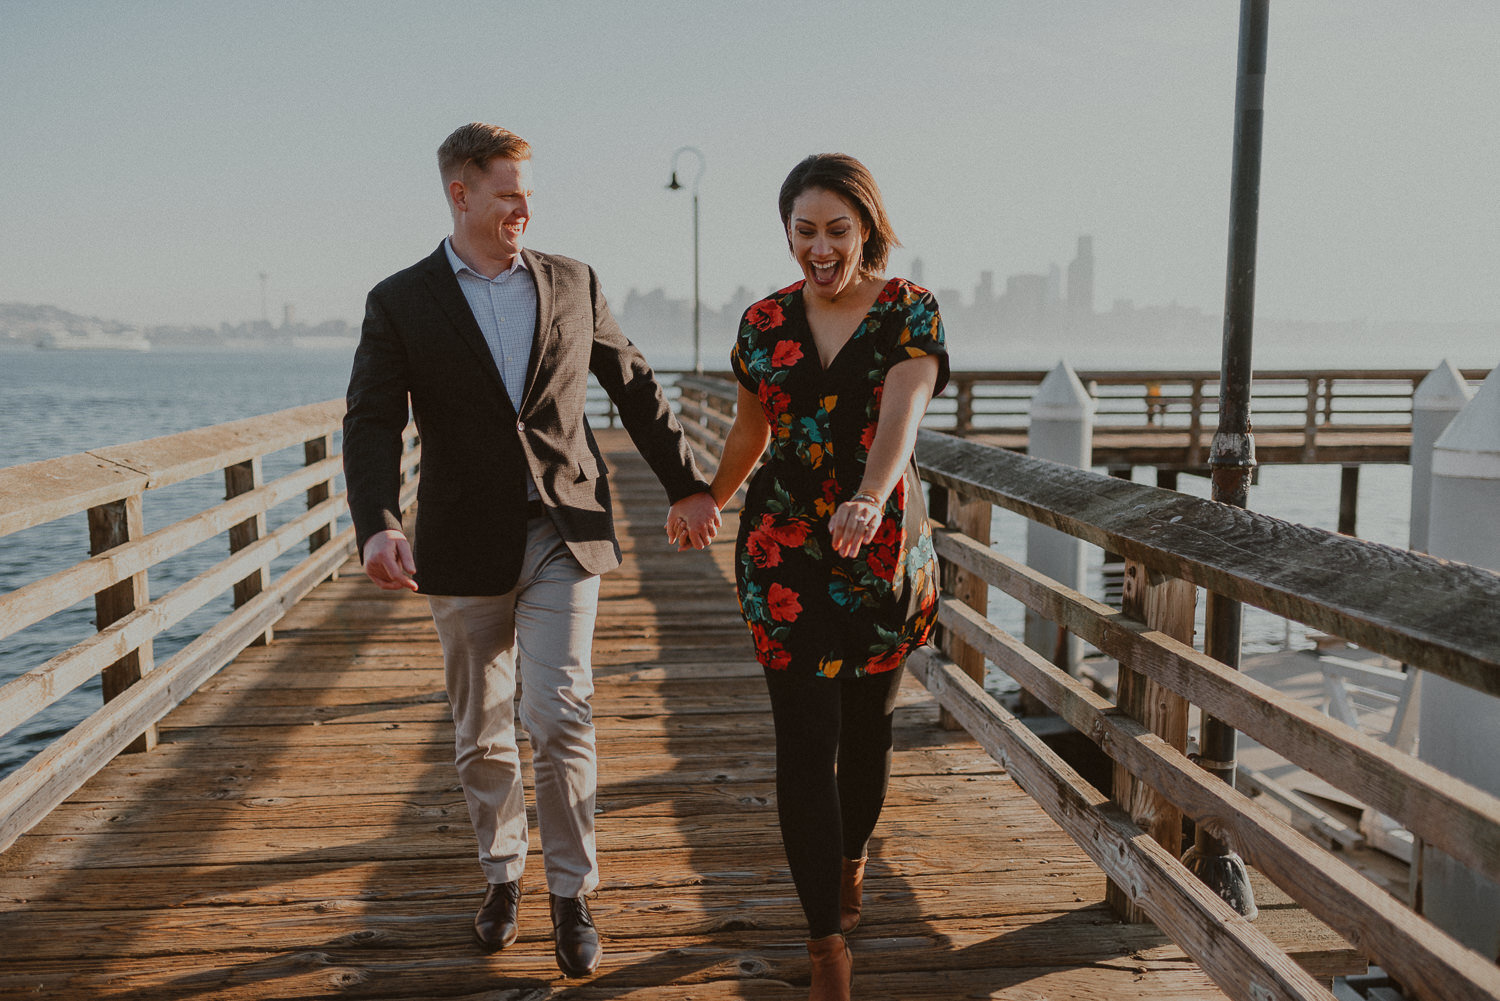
[0,430,1365,1001]
[1107,560,1193,921]
[0,401,345,537]
[86,494,156,754]
[907,645,1341,1001]
[933,594,1500,1001]
[914,429,1500,693]
[930,526,1500,891]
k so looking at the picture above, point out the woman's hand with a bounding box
[665,492,722,551]
[830,496,882,558]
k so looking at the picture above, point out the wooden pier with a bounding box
[0,429,1360,999]
[3,378,1500,1000]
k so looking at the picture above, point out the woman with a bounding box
[704,153,947,1000]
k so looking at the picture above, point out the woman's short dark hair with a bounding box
[778,153,900,276]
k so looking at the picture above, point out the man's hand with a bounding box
[665,492,721,551]
[363,529,419,591]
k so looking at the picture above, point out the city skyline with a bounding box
[3,3,1499,348]
[6,215,1497,371]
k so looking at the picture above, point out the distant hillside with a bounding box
[0,302,357,349]
[0,302,134,344]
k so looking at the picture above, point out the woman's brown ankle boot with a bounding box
[839,856,867,933]
[805,932,851,1001]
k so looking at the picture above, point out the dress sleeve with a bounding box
[894,286,950,396]
[730,312,759,393]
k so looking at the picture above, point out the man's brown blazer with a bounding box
[343,243,709,596]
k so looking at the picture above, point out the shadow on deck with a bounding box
[0,431,1357,999]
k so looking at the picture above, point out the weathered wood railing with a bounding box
[677,373,1500,1001]
[931,368,1489,458]
[0,401,420,854]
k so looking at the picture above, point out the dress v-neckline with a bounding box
[799,277,897,374]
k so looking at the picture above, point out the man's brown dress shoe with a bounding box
[473,879,522,952]
[550,893,602,977]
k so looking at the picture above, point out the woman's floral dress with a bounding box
[729,277,949,679]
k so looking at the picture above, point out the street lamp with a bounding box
[666,146,705,373]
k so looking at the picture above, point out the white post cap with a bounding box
[1030,361,1095,421]
[1414,359,1474,414]
[1433,365,1500,479]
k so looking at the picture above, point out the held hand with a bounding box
[830,497,882,558]
[665,492,722,551]
[363,529,419,591]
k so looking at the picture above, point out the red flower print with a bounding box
[747,300,786,331]
[746,528,783,568]
[771,340,803,367]
[760,514,810,548]
[816,477,839,517]
[876,280,899,305]
[865,519,901,579]
[867,545,897,580]
[749,623,792,669]
[767,583,803,622]
[866,647,905,674]
[860,420,878,451]
[759,383,791,420]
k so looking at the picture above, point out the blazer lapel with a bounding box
[419,242,516,417]
[519,248,554,416]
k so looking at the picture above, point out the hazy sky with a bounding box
[3,1,1498,332]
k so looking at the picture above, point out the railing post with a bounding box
[1107,559,1194,922]
[225,457,273,646]
[1409,360,1473,552]
[937,491,991,731]
[1186,379,1205,468]
[1417,364,1500,954]
[1301,377,1320,461]
[1337,465,1360,536]
[1023,363,1093,678]
[87,495,157,753]
[954,378,974,435]
[304,434,335,563]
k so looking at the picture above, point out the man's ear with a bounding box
[448,178,467,212]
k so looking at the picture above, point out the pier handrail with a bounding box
[677,373,1500,1001]
[931,369,1490,466]
[0,401,420,854]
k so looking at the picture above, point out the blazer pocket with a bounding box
[577,455,601,482]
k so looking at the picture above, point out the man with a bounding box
[343,122,719,978]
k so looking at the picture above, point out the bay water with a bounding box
[0,346,1416,777]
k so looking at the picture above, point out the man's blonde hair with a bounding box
[438,123,532,184]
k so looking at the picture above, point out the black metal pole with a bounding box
[692,191,701,374]
[1182,0,1268,920]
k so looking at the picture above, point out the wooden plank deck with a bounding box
[0,430,1359,999]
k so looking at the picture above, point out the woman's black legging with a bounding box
[762,664,904,939]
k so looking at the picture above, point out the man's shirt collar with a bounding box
[444,237,529,281]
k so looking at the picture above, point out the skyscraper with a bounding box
[1066,235,1095,317]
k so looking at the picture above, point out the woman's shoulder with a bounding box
[876,275,938,308]
[740,281,804,333]
[747,280,804,311]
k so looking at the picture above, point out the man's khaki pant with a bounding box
[427,516,602,897]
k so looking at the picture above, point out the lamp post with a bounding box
[1183,0,1269,920]
[667,146,705,373]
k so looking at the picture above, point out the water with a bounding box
[0,346,1417,778]
[0,346,356,777]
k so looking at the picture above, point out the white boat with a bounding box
[38,329,151,352]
